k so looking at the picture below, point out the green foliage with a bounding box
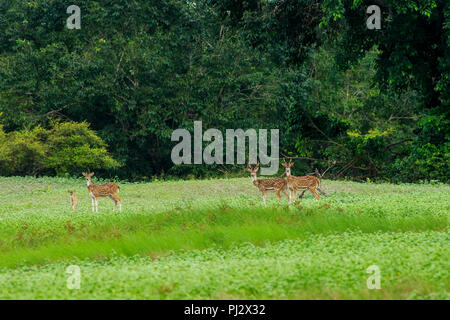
[0,126,46,175]
[320,0,449,182]
[0,0,447,182]
[44,121,120,175]
[0,0,288,179]
[394,115,450,182]
[0,121,119,176]
[1,232,448,299]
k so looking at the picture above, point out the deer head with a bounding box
[281,158,294,176]
[246,162,260,182]
[68,190,75,196]
[82,172,95,186]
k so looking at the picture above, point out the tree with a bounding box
[319,0,449,181]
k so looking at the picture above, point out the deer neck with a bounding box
[251,174,258,186]
[87,180,95,191]
[285,171,294,182]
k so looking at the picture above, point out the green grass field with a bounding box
[0,176,448,299]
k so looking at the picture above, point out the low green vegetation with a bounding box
[1,232,448,300]
[0,176,448,299]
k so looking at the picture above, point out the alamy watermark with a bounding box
[66,265,81,290]
[171,121,279,175]
[66,5,81,29]
[65,5,379,31]
[367,5,381,30]
[366,265,381,289]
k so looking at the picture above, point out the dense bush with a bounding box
[0,121,119,176]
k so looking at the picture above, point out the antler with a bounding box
[314,160,337,178]
[322,160,336,177]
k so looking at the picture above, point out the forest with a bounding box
[0,0,448,182]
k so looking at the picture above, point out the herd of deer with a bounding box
[67,160,328,212]
[246,159,328,205]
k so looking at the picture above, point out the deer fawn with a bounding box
[68,190,78,211]
[281,159,320,203]
[246,163,289,205]
[82,172,122,212]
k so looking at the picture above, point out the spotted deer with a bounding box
[82,172,122,212]
[68,190,78,211]
[298,168,328,199]
[281,160,320,202]
[246,163,289,205]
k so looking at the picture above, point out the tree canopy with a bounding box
[0,0,448,182]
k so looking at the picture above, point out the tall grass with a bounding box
[0,232,448,299]
[0,176,448,299]
[0,177,448,268]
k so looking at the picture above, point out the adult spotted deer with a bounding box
[281,160,320,203]
[82,172,122,212]
[297,167,332,199]
[246,163,289,205]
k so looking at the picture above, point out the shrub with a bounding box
[0,122,120,176]
[44,121,120,175]
[0,126,46,175]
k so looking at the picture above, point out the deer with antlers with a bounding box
[281,159,321,203]
[246,163,289,205]
[82,172,122,212]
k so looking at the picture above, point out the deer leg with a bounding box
[116,194,122,212]
[95,199,99,212]
[310,187,320,200]
[109,195,116,212]
[292,189,297,203]
[289,188,292,203]
[91,197,95,213]
[298,190,307,199]
[276,188,282,202]
[282,187,289,200]
[317,187,327,196]
[113,193,122,212]
[261,190,266,205]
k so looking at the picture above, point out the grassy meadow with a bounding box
[0,176,448,299]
